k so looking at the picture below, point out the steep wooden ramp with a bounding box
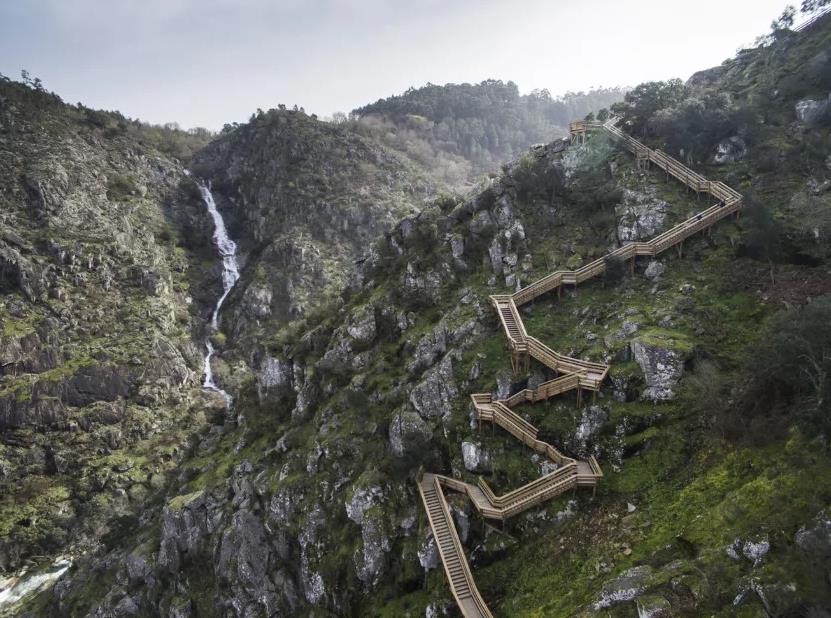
[417,473,493,618]
[417,116,743,617]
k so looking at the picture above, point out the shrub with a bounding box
[746,296,831,438]
[728,296,831,443]
[106,174,137,200]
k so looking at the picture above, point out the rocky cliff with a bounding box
[0,79,224,580]
[6,12,831,618]
[191,109,437,332]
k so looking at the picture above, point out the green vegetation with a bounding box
[352,80,626,185]
[9,7,831,617]
[1,71,214,164]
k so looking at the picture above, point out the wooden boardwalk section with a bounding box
[416,117,743,617]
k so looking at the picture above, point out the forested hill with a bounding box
[350,80,625,183]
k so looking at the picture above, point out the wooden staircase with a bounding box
[417,473,493,618]
[416,117,743,617]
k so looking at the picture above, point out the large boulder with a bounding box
[347,305,377,347]
[615,189,669,242]
[795,96,829,127]
[796,511,831,561]
[714,136,747,165]
[345,484,384,525]
[631,339,686,401]
[643,260,665,281]
[418,532,439,570]
[572,406,608,455]
[354,511,390,586]
[593,565,654,610]
[388,409,432,457]
[409,356,458,420]
[461,441,491,472]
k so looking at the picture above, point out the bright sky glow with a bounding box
[0,0,790,129]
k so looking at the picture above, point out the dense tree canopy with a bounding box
[351,80,626,179]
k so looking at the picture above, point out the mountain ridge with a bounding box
[2,9,831,616]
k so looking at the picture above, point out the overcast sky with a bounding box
[0,0,790,130]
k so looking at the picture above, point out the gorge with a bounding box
[1,5,831,617]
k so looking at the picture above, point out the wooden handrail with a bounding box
[794,5,831,32]
[418,115,743,618]
[418,475,493,617]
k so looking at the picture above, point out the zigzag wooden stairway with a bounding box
[416,117,744,618]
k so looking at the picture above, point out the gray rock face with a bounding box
[158,491,217,575]
[0,329,59,376]
[298,506,326,605]
[122,554,153,587]
[495,368,513,400]
[593,565,654,609]
[631,340,686,401]
[355,512,390,586]
[461,441,491,472]
[573,406,607,454]
[644,260,665,281]
[241,283,273,319]
[389,409,432,457]
[216,510,283,614]
[451,505,471,543]
[408,321,449,375]
[347,305,377,346]
[796,511,831,560]
[257,356,293,402]
[714,136,748,164]
[796,96,829,126]
[448,233,465,259]
[418,532,439,571]
[402,262,445,304]
[409,356,458,419]
[64,365,133,407]
[346,485,383,525]
[616,189,669,242]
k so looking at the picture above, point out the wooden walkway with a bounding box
[415,117,743,617]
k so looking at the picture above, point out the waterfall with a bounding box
[198,182,240,403]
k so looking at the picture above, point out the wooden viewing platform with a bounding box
[416,117,744,617]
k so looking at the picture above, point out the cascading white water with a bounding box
[0,558,71,612]
[198,182,240,402]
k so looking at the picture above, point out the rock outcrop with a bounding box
[616,188,669,242]
[631,339,687,401]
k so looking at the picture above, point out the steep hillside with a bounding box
[0,82,436,614]
[0,79,215,582]
[611,15,831,264]
[190,108,437,355]
[352,80,626,184]
[10,11,831,618]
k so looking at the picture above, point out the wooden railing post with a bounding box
[422,116,740,618]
